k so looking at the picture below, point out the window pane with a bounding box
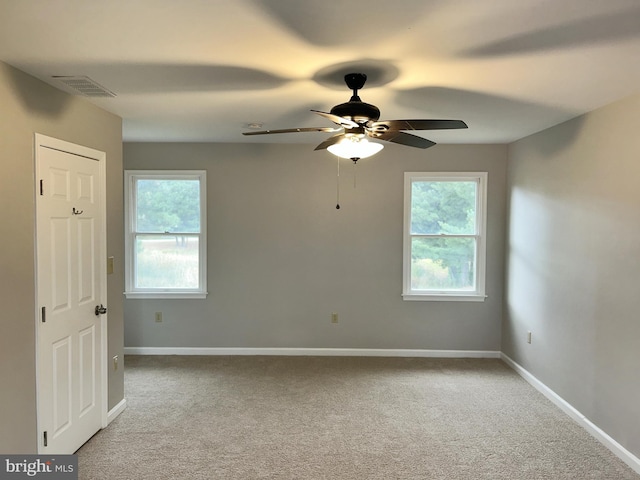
[135,235,200,288]
[411,181,476,235]
[411,237,476,290]
[136,179,200,233]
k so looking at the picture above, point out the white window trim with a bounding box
[124,170,207,299]
[402,171,487,302]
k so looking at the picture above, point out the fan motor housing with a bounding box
[330,100,380,124]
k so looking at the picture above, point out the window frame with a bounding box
[124,170,207,299]
[402,171,487,302]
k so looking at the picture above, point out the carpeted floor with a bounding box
[77,356,639,479]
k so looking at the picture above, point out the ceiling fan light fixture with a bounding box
[327,135,384,160]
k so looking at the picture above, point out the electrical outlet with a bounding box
[155,312,163,323]
[527,331,532,344]
[331,312,339,324]
[113,355,119,370]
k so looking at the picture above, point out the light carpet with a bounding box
[77,356,639,479]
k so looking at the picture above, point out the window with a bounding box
[403,172,487,301]
[125,170,207,298]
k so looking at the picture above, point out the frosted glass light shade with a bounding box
[327,136,384,159]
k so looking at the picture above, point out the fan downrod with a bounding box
[330,73,380,123]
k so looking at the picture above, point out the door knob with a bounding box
[95,304,107,316]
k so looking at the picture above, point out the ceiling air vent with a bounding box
[52,76,116,97]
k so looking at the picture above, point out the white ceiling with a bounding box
[1,0,640,146]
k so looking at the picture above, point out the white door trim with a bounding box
[34,133,108,453]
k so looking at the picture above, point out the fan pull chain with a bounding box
[353,160,357,189]
[336,157,341,209]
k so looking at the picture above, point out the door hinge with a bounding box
[39,179,44,196]
[41,306,46,323]
[43,431,48,447]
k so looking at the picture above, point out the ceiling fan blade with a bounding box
[314,133,345,151]
[371,119,468,131]
[242,126,341,136]
[375,131,436,149]
[311,110,359,129]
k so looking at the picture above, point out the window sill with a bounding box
[124,292,208,299]
[402,293,487,302]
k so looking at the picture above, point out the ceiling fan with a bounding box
[243,73,468,161]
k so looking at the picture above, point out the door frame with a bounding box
[34,133,109,453]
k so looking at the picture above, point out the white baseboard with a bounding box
[501,353,640,475]
[107,398,127,425]
[124,346,501,358]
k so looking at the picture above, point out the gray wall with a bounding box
[503,93,640,458]
[124,142,507,351]
[0,62,124,453]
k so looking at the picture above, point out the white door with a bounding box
[35,134,107,454]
